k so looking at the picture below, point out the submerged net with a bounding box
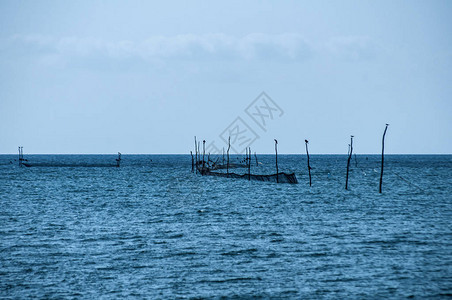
[196,160,246,170]
[21,163,118,168]
[17,153,122,168]
[199,169,298,184]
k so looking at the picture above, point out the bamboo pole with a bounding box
[379,124,389,193]
[305,139,312,186]
[345,135,354,190]
[275,139,279,183]
[190,151,194,172]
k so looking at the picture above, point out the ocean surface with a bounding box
[1,154,451,299]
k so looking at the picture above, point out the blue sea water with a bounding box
[0,154,451,299]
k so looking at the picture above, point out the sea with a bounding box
[1,154,451,299]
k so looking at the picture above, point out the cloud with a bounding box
[0,34,383,69]
[1,33,313,64]
[237,33,312,60]
[326,36,382,61]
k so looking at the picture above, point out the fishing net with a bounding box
[199,169,298,184]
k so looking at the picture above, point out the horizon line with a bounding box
[1,153,451,155]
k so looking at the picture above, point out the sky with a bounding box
[0,0,451,154]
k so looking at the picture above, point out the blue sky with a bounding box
[0,0,451,154]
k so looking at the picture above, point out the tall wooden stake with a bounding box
[254,152,258,167]
[194,136,198,174]
[19,146,25,167]
[116,152,121,167]
[345,135,354,190]
[202,140,206,174]
[248,147,251,181]
[379,124,389,193]
[275,139,279,183]
[226,136,230,177]
[190,151,194,172]
[305,139,312,186]
[18,146,22,167]
[198,142,200,165]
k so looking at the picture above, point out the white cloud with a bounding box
[0,34,384,68]
[1,33,313,63]
[326,36,382,61]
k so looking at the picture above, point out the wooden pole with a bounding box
[116,152,121,167]
[227,136,230,177]
[275,139,279,183]
[222,147,225,165]
[194,136,198,174]
[20,146,24,167]
[198,141,200,172]
[305,139,312,186]
[345,135,354,190]
[190,151,194,172]
[18,146,21,167]
[202,140,206,174]
[248,147,251,181]
[379,124,389,193]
